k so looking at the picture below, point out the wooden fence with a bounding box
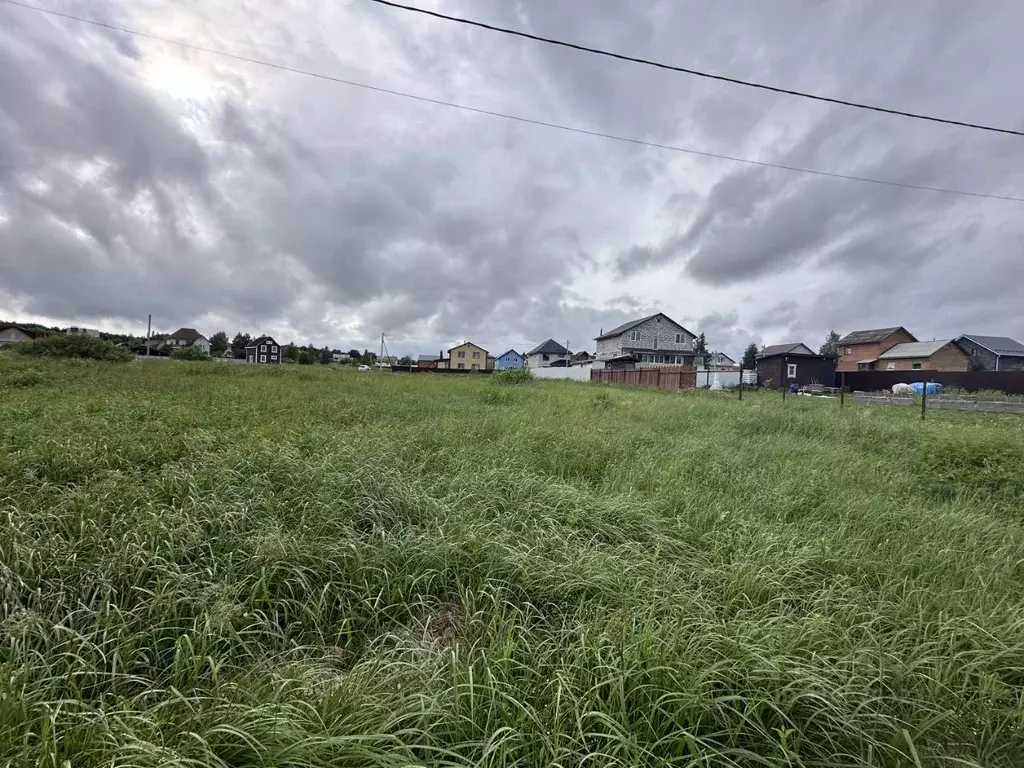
[590,365,697,390]
[837,370,1024,394]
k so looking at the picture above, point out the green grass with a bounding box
[2,356,1024,766]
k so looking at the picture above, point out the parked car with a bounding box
[358,364,371,371]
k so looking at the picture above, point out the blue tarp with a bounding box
[909,382,942,395]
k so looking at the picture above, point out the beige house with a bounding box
[0,325,39,347]
[437,342,490,370]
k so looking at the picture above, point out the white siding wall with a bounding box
[531,366,591,381]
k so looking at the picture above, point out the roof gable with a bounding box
[759,342,819,358]
[837,327,916,345]
[495,349,522,359]
[169,327,207,342]
[527,339,569,356]
[448,341,488,354]
[957,335,1024,355]
[594,312,695,341]
[246,335,278,348]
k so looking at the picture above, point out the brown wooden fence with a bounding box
[590,365,697,390]
[837,370,1024,394]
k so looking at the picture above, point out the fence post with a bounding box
[921,381,927,420]
[840,371,846,408]
[738,374,743,400]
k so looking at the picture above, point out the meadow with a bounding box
[2,357,1024,766]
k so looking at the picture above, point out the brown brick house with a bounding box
[875,340,969,372]
[836,327,916,371]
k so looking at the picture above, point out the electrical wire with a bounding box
[3,0,1024,203]
[367,0,1024,138]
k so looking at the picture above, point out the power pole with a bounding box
[380,332,384,363]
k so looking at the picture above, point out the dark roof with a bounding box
[495,349,522,359]
[417,354,440,362]
[572,350,593,360]
[527,339,569,356]
[758,343,821,358]
[169,327,206,342]
[0,325,39,338]
[594,312,694,341]
[448,341,488,353]
[710,352,735,363]
[957,335,1024,355]
[246,335,277,349]
[837,327,914,345]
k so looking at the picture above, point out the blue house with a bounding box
[494,349,525,370]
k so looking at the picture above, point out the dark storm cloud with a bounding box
[3,0,1024,348]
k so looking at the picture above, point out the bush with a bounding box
[11,334,133,362]
[170,346,211,362]
[491,368,534,385]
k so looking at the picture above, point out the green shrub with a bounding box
[11,334,133,362]
[170,346,211,361]
[491,368,534,385]
[0,368,45,388]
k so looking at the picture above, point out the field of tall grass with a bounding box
[2,357,1024,766]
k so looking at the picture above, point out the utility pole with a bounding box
[380,332,384,363]
[146,314,151,356]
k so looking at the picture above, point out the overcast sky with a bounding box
[3,0,1024,358]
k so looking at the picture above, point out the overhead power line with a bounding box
[4,0,1023,204]
[367,0,1024,139]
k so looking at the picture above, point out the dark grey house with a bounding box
[525,339,570,368]
[756,343,837,389]
[594,313,696,366]
[954,335,1024,371]
[245,335,281,364]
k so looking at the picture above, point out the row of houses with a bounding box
[754,328,1024,389]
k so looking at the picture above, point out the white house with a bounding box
[166,327,211,355]
[525,339,570,368]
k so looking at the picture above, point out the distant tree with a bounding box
[819,329,841,357]
[398,354,414,366]
[231,332,252,358]
[210,331,229,356]
[297,350,315,365]
[282,343,300,363]
[319,346,331,365]
[693,333,709,366]
[347,349,361,360]
[741,342,759,371]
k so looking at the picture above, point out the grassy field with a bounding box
[2,357,1024,766]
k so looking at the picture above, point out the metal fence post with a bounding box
[738,375,743,400]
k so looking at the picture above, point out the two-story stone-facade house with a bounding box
[525,339,569,368]
[594,313,696,366]
[836,327,916,371]
[437,342,490,370]
[954,335,1024,371]
[245,335,281,364]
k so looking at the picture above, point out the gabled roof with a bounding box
[0,325,39,338]
[710,352,736,363]
[169,327,207,342]
[837,327,915,345]
[527,339,569,356]
[495,349,522,359]
[957,335,1024,355]
[448,341,488,353]
[759,343,819,358]
[246,335,277,348]
[417,354,440,362]
[878,340,959,359]
[594,312,694,341]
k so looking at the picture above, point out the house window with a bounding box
[457,351,465,358]
[628,330,641,342]
[260,344,266,352]
[260,354,266,363]
[653,337,658,349]
[675,333,683,344]
[970,348,977,357]
[457,363,465,369]
[248,355,254,363]
[473,351,480,359]
[270,355,278,361]
[912,362,922,370]
[886,362,895,370]
[845,347,852,355]
[272,345,278,353]
[787,363,797,378]
[472,364,479,370]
